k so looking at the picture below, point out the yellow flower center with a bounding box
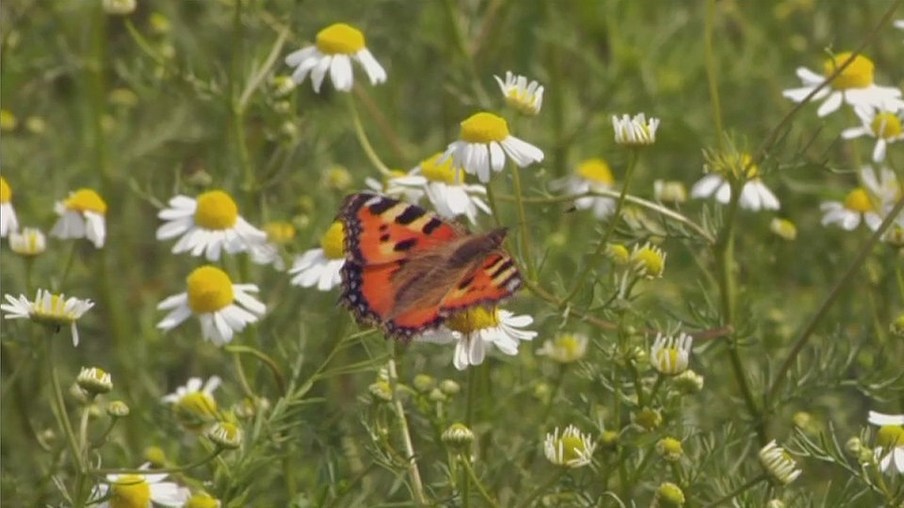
[110,475,151,508]
[655,348,680,369]
[632,246,665,277]
[446,307,499,334]
[194,190,239,230]
[560,435,586,462]
[460,112,510,143]
[870,112,902,139]
[316,23,365,55]
[607,244,630,264]
[32,293,80,325]
[0,177,11,203]
[264,221,296,245]
[576,158,614,185]
[64,189,107,215]
[843,187,874,213]
[186,266,234,314]
[177,391,218,418]
[186,492,220,508]
[823,52,874,90]
[877,425,903,449]
[420,153,461,184]
[0,109,17,131]
[320,221,346,260]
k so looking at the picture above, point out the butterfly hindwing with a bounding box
[337,192,522,340]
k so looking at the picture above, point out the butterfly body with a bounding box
[338,193,521,340]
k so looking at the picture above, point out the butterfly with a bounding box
[338,192,522,340]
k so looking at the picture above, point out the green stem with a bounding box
[47,335,86,505]
[704,0,724,151]
[564,150,640,304]
[348,97,391,175]
[461,457,499,508]
[702,473,768,508]
[386,352,427,505]
[509,163,535,278]
[91,449,223,476]
[232,352,255,399]
[224,345,286,395]
[517,469,567,508]
[766,195,904,405]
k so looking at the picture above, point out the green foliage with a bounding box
[1,0,903,506]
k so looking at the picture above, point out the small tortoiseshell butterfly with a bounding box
[338,192,522,340]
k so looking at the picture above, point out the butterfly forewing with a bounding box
[338,192,522,340]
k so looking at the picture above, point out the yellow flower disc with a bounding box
[64,189,108,215]
[194,190,239,230]
[320,221,346,259]
[843,188,874,213]
[186,266,234,314]
[186,492,220,508]
[576,158,614,185]
[264,221,296,244]
[0,177,11,203]
[110,475,151,508]
[177,391,218,419]
[460,112,510,143]
[876,425,903,449]
[632,246,665,277]
[871,112,902,139]
[316,23,365,55]
[420,153,460,184]
[823,52,874,90]
[446,307,499,334]
[560,434,586,462]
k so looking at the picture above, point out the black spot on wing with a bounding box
[422,217,443,235]
[394,238,417,252]
[489,258,514,280]
[457,275,475,290]
[379,233,390,243]
[368,197,396,215]
[395,205,426,225]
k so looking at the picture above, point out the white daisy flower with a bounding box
[650,332,693,376]
[612,113,660,146]
[841,106,904,162]
[861,165,902,206]
[0,176,18,237]
[653,180,688,204]
[690,174,780,211]
[364,170,425,203]
[415,308,536,370]
[544,424,596,468]
[820,187,884,231]
[1,289,94,346]
[290,221,345,291]
[9,227,46,257]
[387,153,491,224]
[758,440,802,485]
[50,188,108,248]
[868,411,904,475]
[285,22,386,93]
[494,71,544,115]
[550,158,617,219]
[92,463,189,508]
[161,376,221,406]
[536,333,588,364]
[156,190,268,262]
[782,52,904,117]
[440,112,544,183]
[157,266,265,346]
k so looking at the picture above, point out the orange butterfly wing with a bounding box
[338,192,521,340]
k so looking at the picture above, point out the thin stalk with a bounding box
[46,335,86,505]
[461,457,499,508]
[348,97,391,175]
[704,0,724,151]
[702,473,768,508]
[91,449,223,475]
[767,196,904,405]
[386,353,427,505]
[564,150,640,304]
[508,163,536,278]
[224,345,286,395]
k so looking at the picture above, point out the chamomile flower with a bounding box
[544,424,596,468]
[386,153,490,224]
[285,22,386,93]
[536,333,588,364]
[1,289,94,346]
[612,113,660,146]
[249,221,295,270]
[416,308,536,370]
[820,187,884,231]
[690,174,780,211]
[782,52,904,117]
[868,411,904,474]
[759,440,802,485]
[841,106,904,162]
[157,266,265,346]
[93,464,188,508]
[550,158,617,219]
[650,332,693,375]
[654,180,688,205]
[861,165,903,205]
[365,170,426,203]
[290,221,345,291]
[162,376,221,429]
[494,71,544,115]
[0,176,18,237]
[50,188,107,248]
[156,190,268,262]
[9,227,46,256]
[440,112,544,183]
